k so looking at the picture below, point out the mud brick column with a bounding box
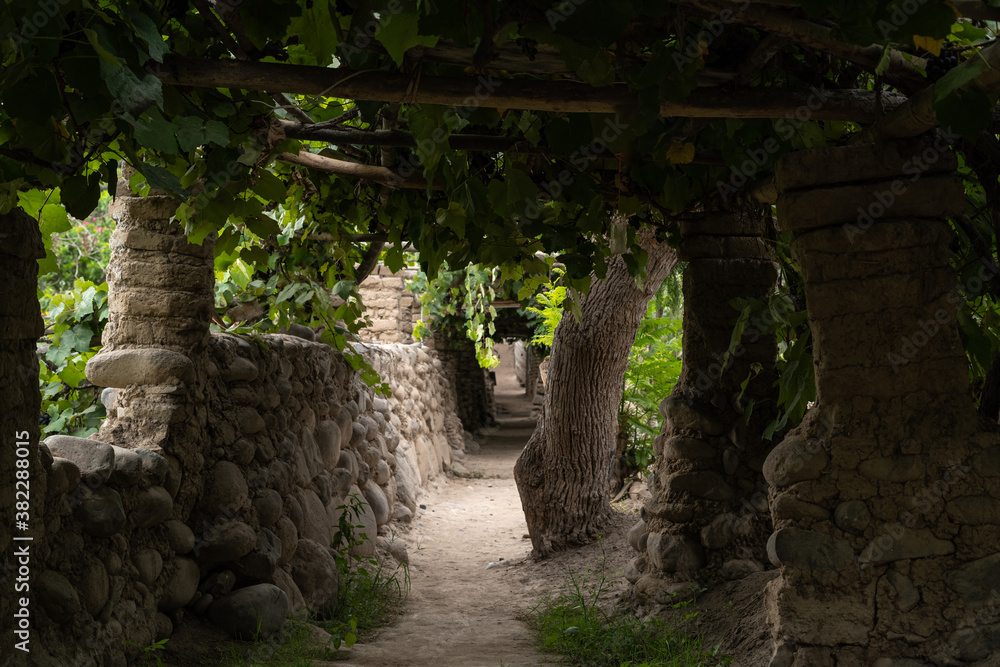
[87,168,216,514]
[0,208,46,656]
[765,136,1000,665]
[630,209,778,602]
[101,171,215,354]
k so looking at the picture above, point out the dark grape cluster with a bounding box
[516,37,539,62]
[926,53,959,82]
[39,413,51,426]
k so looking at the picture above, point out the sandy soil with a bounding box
[337,359,637,667]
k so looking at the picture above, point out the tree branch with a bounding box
[354,233,388,285]
[859,39,1000,142]
[280,120,556,154]
[276,151,438,189]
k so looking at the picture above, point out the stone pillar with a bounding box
[87,171,216,513]
[102,176,215,353]
[0,208,45,656]
[630,209,777,601]
[435,336,495,429]
[525,346,544,398]
[765,136,1000,664]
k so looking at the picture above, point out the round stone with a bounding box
[834,500,871,534]
[158,558,200,613]
[194,521,257,565]
[208,584,290,640]
[165,520,196,554]
[133,486,173,528]
[252,489,283,528]
[75,487,126,537]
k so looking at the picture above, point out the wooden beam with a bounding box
[159,57,904,121]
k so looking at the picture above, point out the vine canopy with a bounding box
[2,0,999,307]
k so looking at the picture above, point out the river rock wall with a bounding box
[7,178,463,667]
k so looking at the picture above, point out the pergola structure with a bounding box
[7,1,1000,664]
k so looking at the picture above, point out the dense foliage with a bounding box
[33,191,114,437]
[409,262,503,367]
[5,1,1000,437]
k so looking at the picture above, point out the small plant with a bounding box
[527,553,732,667]
[125,638,169,667]
[217,620,337,667]
[322,494,409,647]
[408,262,504,368]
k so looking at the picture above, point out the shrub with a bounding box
[37,279,109,437]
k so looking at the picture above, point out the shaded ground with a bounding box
[337,356,572,667]
[163,350,772,666]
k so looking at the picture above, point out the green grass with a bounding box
[214,620,339,666]
[213,498,410,666]
[212,557,410,667]
[319,557,410,643]
[527,562,733,667]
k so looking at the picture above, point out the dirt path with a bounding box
[334,366,558,667]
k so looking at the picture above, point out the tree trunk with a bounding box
[514,233,677,556]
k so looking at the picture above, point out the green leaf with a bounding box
[61,173,102,220]
[934,59,985,103]
[134,111,180,154]
[139,163,186,196]
[875,44,892,76]
[290,2,340,66]
[62,323,96,354]
[244,214,280,238]
[75,286,98,319]
[276,282,303,303]
[174,116,207,152]
[252,171,287,202]
[332,280,356,299]
[128,8,169,63]
[294,287,315,306]
[373,2,440,66]
[83,28,120,66]
[240,246,270,267]
[40,203,71,235]
[435,202,466,237]
[203,120,231,146]
[100,62,163,114]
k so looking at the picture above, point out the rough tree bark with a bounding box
[514,232,678,556]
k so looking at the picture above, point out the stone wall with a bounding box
[434,339,495,429]
[512,341,544,398]
[3,182,463,666]
[357,266,419,344]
